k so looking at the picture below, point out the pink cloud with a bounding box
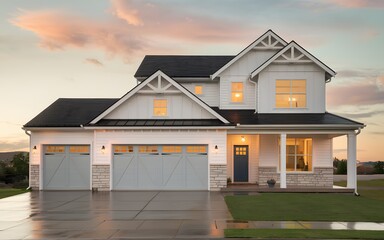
[10,9,147,61]
[327,77,384,106]
[327,0,384,8]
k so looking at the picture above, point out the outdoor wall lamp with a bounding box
[241,136,246,142]
[32,146,37,154]
[101,145,106,154]
[214,145,218,153]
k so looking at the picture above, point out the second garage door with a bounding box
[112,145,208,190]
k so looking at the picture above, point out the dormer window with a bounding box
[231,82,243,102]
[194,85,203,95]
[276,80,306,108]
[153,99,167,116]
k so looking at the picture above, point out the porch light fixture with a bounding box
[101,145,106,154]
[241,136,245,142]
[214,145,218,153]
[32,145,37,154]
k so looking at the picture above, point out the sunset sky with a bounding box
[1,0,383,161]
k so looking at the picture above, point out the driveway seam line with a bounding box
[132,191,160,220]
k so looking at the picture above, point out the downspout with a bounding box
[248,76,258,114]
[354,127,362,196]
[23,129,32,190]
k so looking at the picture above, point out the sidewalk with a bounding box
[215,220,384,231]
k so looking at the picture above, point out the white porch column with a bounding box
[347,133,357,189]
[280,133,287,188]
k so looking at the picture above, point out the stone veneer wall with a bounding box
[259,167,333,188]
[92,165,110,191]
[30,165,40,190]
[210,164,227,191]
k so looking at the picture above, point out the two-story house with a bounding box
[23,30,364,191]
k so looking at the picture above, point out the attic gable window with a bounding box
[276,80,306,108]
[153,99,167,116]
[194,85,203,95]
[231,82,243,102]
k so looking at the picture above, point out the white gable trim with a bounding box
[251,41,336,79]
[210,30,287,79]
[90,70,229,124]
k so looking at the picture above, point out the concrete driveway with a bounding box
[0,191,231,239]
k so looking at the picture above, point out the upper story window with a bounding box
[276,80,306,108]
[194,85,203,95]
[153,99,167,116]
[231,82,243,102]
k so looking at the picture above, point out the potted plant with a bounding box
[267,179,276,188]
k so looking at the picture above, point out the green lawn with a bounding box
[225,229,384,239]
[334,179,384,188]
[0,188,29,199]
[225,193,384,222]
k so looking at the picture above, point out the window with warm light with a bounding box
[194,85,203,95]
[153,99,167,116]
[276,80,306,108]
[186,145,207,154]
[279,138,312,172]
[231,82,243,102]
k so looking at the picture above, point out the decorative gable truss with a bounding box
[89,70,229,124]
[253,33,286,50]
[137,75,180,94]
[251,41,336,80]
[211,30,287,79]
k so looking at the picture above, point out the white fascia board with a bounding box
[228,129,356,135]
[90,70,229,124]
[251,41,336,79]
[22,127,85,131]
[235,124,364,130]
[83,126,235,130]
[211,30,287,80]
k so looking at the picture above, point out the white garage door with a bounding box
[43,145,90,190]
[112,145,208,190]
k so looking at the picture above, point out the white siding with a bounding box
[105,94,216,119]
[93,129,227,165]
[227,134,259,183]
[181,82,219,107]
[313,136,333,167]
[219,50,278,110]
[259,135,279,167]
[30,131,94,165]
[258,63,326,113]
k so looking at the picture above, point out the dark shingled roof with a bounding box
[211,108,364,126]
[91,119,230,127]
[24,98,118,128]
[134,55,235,78]
[24,99,363,128]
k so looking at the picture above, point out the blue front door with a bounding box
[234,145,249,182]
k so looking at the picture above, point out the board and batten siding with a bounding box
[218,50,279,110]
[93,129,227,165]
[181,82,219,107]
[257,64,326,113]
[29,131,94,165]
[258,134,333,169]
[227,134,259,183]
[105,94,216,119]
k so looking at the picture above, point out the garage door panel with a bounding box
[44,154,68,189]
[112,145,208,190]
[138,155,162,189]
[186,155,208,189]
[68,154,90,189]
[113,154,138,189]
[43,145,90,190]
[163,155,185,189]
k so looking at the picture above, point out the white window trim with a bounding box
[278,137,313,173]
[231,82,244,103]
[275,79,307,109]
[153,98,168,117]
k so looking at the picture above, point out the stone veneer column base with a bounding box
[210,164,227,191]
[92,165,110,191]
[258,167,334,188]
[30,165,40,190]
